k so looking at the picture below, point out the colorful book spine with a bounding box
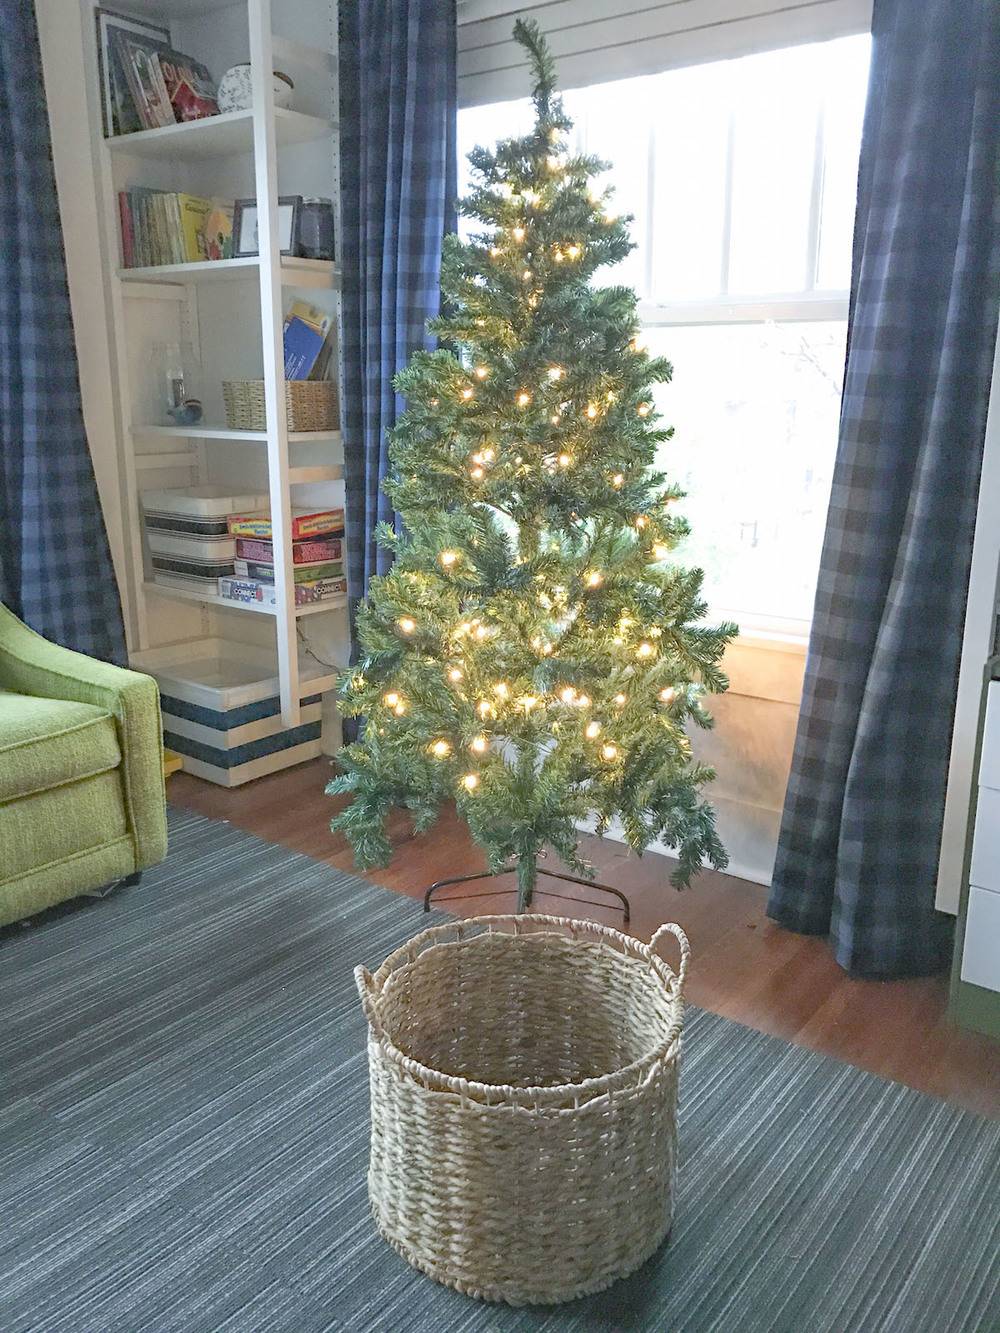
[234,536,342,564]
[233,559,343,584]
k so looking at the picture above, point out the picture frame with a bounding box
[232,197,302,258]
[95,7,171,138]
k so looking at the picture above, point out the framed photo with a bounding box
[232,197,302,258]
[95,8,171,137]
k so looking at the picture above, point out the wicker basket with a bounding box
[222,379,338,433]
[355,913,689,1306]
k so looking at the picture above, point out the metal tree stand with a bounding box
[423,861,630,923]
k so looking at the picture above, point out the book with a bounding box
[219,576,346,607]
[235,536,342,564]
[118,190,226,268]
[227,509,345,541]
[202,203,234,261]
[233,559,344,584]
[115,33,174,129]
[155,50,218,122]
[282,302,332,381]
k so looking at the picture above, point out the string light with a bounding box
[516,391,531,407]
[429,397,439,407]
[493,682,510,699]
[554,248,564,262]
[559,686,577,705]
[542,642,553,656]
[489,246,502,257]
[611,473,624,489]
[546,154,561,170]
[613,693,627,707]
[474,366,489,379]
[558,452,573,468]
[383,692,401,708]
[652,543,669,561]
[585,570,603,588]
[430,739,451,758]
[650,626,663,638]
[461,387,474,400]
[521,695,539,712]
[462,773,480,791]
[474,625,489,640]
[448,667,463,682]
[470,735,488,753]
[522,269,533,282]
[547,366,564,381]
[585,721,601,739]
[637,402,651,417]
[512,226,526,242]
[586,404,598,419]
[439,551,459,568]
[634,515,648,529]
[481,446,496,462]
[636,642,655,658]
[659,687,676,704]
[606,390,616,403]
[523,189,539,205]
[566,243,581,260]
[398,617,416,634]
[470,465,485,480]
[477,700,494,718]
[576,694,591,709]
[601,742,619,762]
[551,413,562,425]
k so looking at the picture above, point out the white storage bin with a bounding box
[131,638,339,786]
[970,785,1000,892]
[140,486,267,519]
[979,682,1000,790]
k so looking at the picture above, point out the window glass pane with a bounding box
[645,321,846,626]
[649,63,730,301]
[727,48,823,294]
[817,37,871,288]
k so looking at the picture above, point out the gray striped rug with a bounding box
[2,808,997,1333]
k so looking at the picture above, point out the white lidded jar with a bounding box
[217,65,294,113]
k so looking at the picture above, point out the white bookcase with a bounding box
[84,0,347,737]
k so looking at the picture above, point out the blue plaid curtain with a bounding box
[0,0,126,665]
[768,0,1000,977]
[338,0,456,640]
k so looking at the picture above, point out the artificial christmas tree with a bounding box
[329,20,736,910]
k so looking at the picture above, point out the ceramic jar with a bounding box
[217,65,294,113]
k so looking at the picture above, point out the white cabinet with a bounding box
[961,886,1000,991]
[959,681,1000,994]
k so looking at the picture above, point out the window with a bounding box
[458,34,871,635]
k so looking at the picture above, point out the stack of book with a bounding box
[220,509,346,608]
[119,190,233,267]
[112,34,218,132]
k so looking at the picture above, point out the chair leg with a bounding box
[83,870,142,900]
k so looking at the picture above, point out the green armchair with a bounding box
[0,603,167,927]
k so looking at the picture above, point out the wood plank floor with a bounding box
[169,758,1000,1118]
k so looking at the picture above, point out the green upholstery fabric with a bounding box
[0,691,120,802]
[0,603,167,926]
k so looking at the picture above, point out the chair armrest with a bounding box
[0,604,167,868]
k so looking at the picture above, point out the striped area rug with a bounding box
[2,809,998,1333]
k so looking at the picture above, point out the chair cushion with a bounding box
[0,690,121,803]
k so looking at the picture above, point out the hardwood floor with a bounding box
[169,757,1000,1118]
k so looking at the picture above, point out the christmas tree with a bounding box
[329,20,737,910]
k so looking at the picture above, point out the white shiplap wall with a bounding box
[457,0,873,105]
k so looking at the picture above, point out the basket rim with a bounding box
[356,913,688,1107]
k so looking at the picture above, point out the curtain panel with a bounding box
[338,0,457,643]
[0,0,126,664]
[768,0,1000,976]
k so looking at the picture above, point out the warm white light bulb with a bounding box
[471,735,488,753]
[517,392,531,407]
[547,366,563,381]
[439,550,458,568]
[512,226,526,242]
[612,473,624,489]
[493,681,510,699]
[652,544,669,561]
[601,743,619,762]
[613,693,627,707]
[586,404,598,420]
[637,402,651,417]
[470,465,485,480]
[383,691,400,708]
[448,667,463,682]
[474,366,489,379]
[461,387,474,400]
[585,570,603,588]
[430,739,451,758]
[659,687,676,704]
[558,452,573,468]
[637,642,654,658]
[398,617,416,634]
[585,721,601,739]
[462,773,479,791]
[559,686,577,705]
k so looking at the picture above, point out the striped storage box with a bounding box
[130,638,337,787]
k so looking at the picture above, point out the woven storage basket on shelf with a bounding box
[355,913,689,1306]
[222,379,338,433]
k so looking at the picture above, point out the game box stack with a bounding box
[219,508,346,607]
[141,486,268,593]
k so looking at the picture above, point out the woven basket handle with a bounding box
[354,965,386,1040]
[649,923,690,997]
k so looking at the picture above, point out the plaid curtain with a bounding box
[0,0,126,665]
[768,0,1000,977]
[338,0,456,641]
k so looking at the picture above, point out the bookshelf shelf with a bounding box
[118,257,338,289]
[105,107,334,160]
[143,580,346,618]
[131,423,343,445]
